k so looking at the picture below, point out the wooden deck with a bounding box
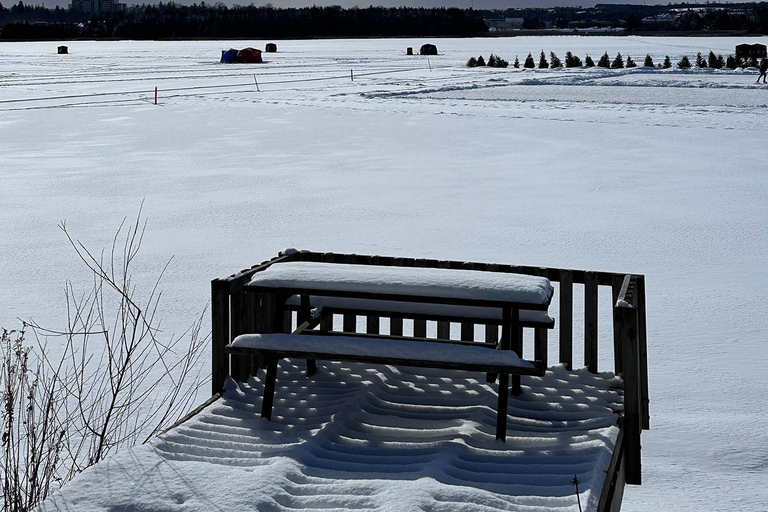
[210,250,650,511]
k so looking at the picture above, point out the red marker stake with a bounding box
[350,69,353,81]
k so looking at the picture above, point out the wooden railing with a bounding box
[211,250,649,488]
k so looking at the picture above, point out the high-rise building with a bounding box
[69,0,123,16]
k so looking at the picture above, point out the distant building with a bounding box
[70,0,124,16]
[735,43,767,60]
[484,17,524,31]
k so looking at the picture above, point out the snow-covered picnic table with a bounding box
[234,261,555,440]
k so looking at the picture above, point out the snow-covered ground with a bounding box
[2,36,768,510]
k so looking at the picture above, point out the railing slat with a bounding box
[343,314,356,333]
[437,321,450,340]
[612,274,626,374]
[584,271,599,373]
[461,322,474,341]
[559,269,573,371]
[367,315,380,334]
[485,324,498,345]
[534,328,548,365]
[390,317,403,336]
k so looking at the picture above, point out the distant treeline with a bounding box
[0,3,487,39]
[2,1,768,40]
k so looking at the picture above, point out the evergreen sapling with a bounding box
[524,53,535,68]
[597,52,610,68]
[644,54,654,67]
[677,55,691,69]
[538,50,549,69]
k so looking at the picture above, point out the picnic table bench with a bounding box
[229,332,544,441]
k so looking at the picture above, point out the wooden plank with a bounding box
[229,290,248,382]
[389,317,403,336]
[343,313,356,333]
[227,346,545,376]
[366,315,380,334]
[247,284,552,311]
[584,271,599,373]
[596,425,626,512]
[211,279,230,395]
[413,319,427,338]
[437,261,452,341]
[636,275,650,430]
[617,304,642,485]
[320,314,334,333]
[485,324,498,345]
[512,311,522,395]
[261,357,278,421]
[290,304,554,329]
[437,321,451,340]
[534,328,548,365]
[612,274,626,374]
[559,269,573,371]
[299,329,501,349]
[460,322,474,341]
[496,373,509,441]
[487,306,511,383]
[411,255,427,338]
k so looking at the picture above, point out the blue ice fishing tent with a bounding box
[220,49,239,63]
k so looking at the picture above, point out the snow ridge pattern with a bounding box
[39,361,623,512]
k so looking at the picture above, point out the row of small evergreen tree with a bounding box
[497,50,761,71]
[467,54,509,68]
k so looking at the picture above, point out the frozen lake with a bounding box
[2,36,768,511]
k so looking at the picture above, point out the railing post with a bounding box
[636,275,650,430]
[617,301,642,485]
[611,274,626,374]
[559,269,573,370]
[211,279,230,395]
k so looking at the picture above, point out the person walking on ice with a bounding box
[758,58,768,84]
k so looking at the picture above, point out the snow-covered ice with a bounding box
[2,36,768,510]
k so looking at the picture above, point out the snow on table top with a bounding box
[248,262,554,307]
[284,295,555,325]
[39,362,623,512]
[231,333,535,369]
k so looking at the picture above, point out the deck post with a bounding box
[636,275,650,430]
[211,279,230,395]
[559,269,573,370]
[617,302,642,485]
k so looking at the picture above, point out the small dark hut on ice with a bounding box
[420,44,438,56]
